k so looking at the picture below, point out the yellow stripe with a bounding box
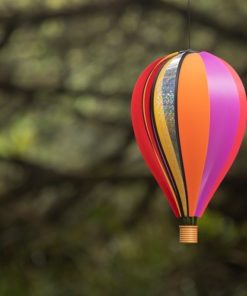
[142,52,178,128]
[142,52,181,216]
[153,58,188,215]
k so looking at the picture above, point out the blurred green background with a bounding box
[0,0,246,295]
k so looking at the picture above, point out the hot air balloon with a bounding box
[131,50,247,243]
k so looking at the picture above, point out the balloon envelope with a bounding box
[131,50,246,219]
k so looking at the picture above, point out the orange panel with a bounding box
[177,53,210,216]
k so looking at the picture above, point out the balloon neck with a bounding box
[178,217,198,244]
[179,216,197,225]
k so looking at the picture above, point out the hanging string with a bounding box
[187,0,191,49]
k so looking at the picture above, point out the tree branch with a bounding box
[0,23,15,49]
[0,0,246,44]
[124,178,157,229]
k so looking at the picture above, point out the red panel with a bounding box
[131,55,180,217]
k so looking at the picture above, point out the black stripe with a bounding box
[149,59,185,216]
[174,50,195,217]
[141,60,168,150]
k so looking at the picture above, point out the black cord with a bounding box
[187,0,191,49]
